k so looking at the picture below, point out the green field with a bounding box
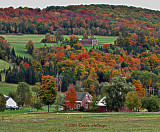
[0,59,12,70]
[0,81,18,95]
[0,113,160,131]
[3,106,56,114]
[1,34,58,58]
[1,34,117,57]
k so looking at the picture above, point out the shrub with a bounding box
[141,96,159,112]
[79,106,85,111]
[33,102,43,111]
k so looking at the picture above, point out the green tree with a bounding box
[0,93,6,113]
[90,96,99,112]
[33,102,43,111]
[39,75,57,112]
[9,91,17,101]
[16,82,32,107]
[141,96,159,112]
[126,91,142,111]
[54,29,64,43]
[54,94,65,111]
[32,82,41,103]
[105,75,135,111]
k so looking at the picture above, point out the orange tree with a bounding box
[132,79,145,98]
[64,85,78,110]
[39,75,57,112]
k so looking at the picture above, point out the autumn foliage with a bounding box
[132,79,145,98]
[64,85,78,109]
[39,75,57,112]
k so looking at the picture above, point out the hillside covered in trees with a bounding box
[0,4,160,113]
[0,4,160,37]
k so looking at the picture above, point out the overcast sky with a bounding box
[0,0,159,11]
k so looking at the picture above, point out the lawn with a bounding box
[3,105,56,114]
[1,34,117,57]
[0,113,160,131]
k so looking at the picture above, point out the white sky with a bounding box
[0,0,159,11]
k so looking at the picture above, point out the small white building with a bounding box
[4,95,18,109]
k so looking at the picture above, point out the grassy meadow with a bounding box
[0,113,160,131]
[1,34,117,57]
[0,81,18,95]
[0,59,12,70]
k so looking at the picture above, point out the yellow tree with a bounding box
[39,75,57,112]
[126,91,142,111]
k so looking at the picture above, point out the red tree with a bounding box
[64,85,78,109]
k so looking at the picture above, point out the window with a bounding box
[86,96,88,102]
[77,104,80,109]
[86,104,88,109]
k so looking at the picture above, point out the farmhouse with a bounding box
[66,92,93,111]
[80,38,98,46]
[4,95,18,109]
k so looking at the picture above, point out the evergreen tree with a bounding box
[11,47,16,56]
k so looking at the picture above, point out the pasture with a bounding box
[0,59,12,70]
[0,113,160,131]
[1,34,117,57]
[0,81,18,95]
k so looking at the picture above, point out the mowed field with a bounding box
[0,113,160,131]
[1,34,117,57]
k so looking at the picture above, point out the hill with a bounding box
[0,4,159,37]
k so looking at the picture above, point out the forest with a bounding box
[0,4,160,112]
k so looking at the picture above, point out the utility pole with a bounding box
[55,73,63,109]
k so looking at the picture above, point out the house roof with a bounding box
[4,95,9,101]
[77,92,87,101]
[97,96,106,106]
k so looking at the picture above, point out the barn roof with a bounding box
[80,38,97,41]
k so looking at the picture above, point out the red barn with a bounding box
[65,92,93,111]
[80,38,98,46]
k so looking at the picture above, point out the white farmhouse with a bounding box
[4,95,18,109]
